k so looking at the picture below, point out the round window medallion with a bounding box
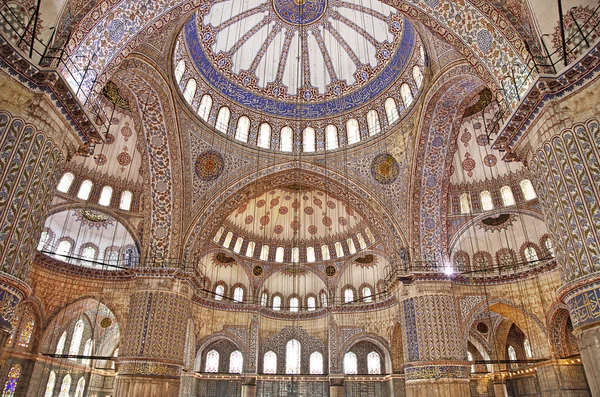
[371,153,400,184]
[253,266,263,276]
[326,265,336,277]
[195,151,224,181]
[476,322,489,334]
[100,317,113,328]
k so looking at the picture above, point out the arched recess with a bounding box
[110,56,183,259]
[547,305,579,358]
[410,64,485,262]
[197,249,254,291]
[391,322,404,373]
[39,298,121,356]
[194,332,246,372]
[66,0,531,101]
[338,333,392,374]
[183,167,408,262]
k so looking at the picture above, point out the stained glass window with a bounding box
[174,60,185,84]
[272,296,281,311]
[507,345,517,368]
[55,240,72,261]
[384,98,399,124]
[307,296,316,311]
[98,186,113,206]
[2,364,21,397]
[289,297,299,312]
[520,179,537,201]
[215,106,230,134]
[306,247,315,263]
[223,232,233,249]
[334,242,344,257]
[77,179,93,200]
[263,351,277,374]
[82,339,92,365]
[325,125,338,150]
[460,193,471,214]
[69,320,84,360]
[321,245,330,260]
[198,94,212,121]
[344,352,357,375]
[275,247,284,263]
[246,241,255,257]
[229,350,243,374]
[501,186,516,206]
[17,318,33,348]
[56,331,66,355]
[280,127,293,152]
[261,293,268,307]
[260,245,270,260]
[183,79,197,103]
[257,123,271,149]
[6,315,16,346]
[320,292,327,308]
[367,351,381,374]
[119,191,133,210]
[413,66,423,88]
[57,172,75,193]
[58,374,71,397]
[286,339,301,374]
[347,238,356,254]
[38,231,49,251]
[524,339,533,358]
[310,352,323,374]
[480,190,494,211]
[524,247,538,263]
[303,127,315,152]
[233,287,244,303]
[74,377,85,397]
[362,287,372,303]
[81,246,97,263]
[344,288,354,303]
[233,237,243,253]
[367,110,381,136]
[205,350,219,372]
[291,247,300,263]
[44,371,55,397]
[400,83,413,107]
[214,285,224,301]
[235,116,250,142]
[545,238,554,257]
[346,119,360,145]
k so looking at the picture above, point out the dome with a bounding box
[174,0,426,152]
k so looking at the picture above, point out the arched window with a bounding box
[467,351,474,373]
[524,339,533,358]
[57,172,75,193]
[183,79,197,104]
[260,245,270,261]
[81,246,97,263]
[213,227,224,243]
[289,297,299,312]
[272,296,281,311]
[229,350,243,373]
[413,66,423,88]
[544,238,554,257]
[280,127,293,152]
[344,352,358,374]
[501,186,516,206]
[321,245,330,260]
[55,240,72,261]
[385,98,399,124]
[215,106,231,133]
[120,190,133,210]
[357,233,367,249]
[69,320,84,359]
[233,286,244,303]
[233,237,243,253]
[275,247,284,263]
[307,296,316,311]
[520,179,537,200]
[198,94,212,121]
[325,125,338,150]
[306,247,315,263]
[214,285,224,301]
[174,60,185,84]
[44,371,56,397]
[37,230,49,251]
[77,180,93,200]
[507,345,517,369]
[400,83,413,107]
[460,193,471,214]
[362,286,372,303]
[367,110,381,136]
[98,186,113,206]
[246,241,256,257]
[291,247,299,263]
[205,350,219,372]
[56,331,66,355]
[367,351,381,374]
[347,238,356,254]
[344,288,354,303]
[310,351,323,374]
[263,351,277,374]
[480,190,494,211]
[524,246,538,263]
[2,364,21,396]
[286,339,301,374]
[333,242,343,257]
[235,116,250,142]
[346,118,360,145]
[58,374,71,397]
[419,45,425,63]
[17,318,34,348]
[223,232,233,249]
[320,292,327,308]
[261,292,268,307]
[74,377,85,397]
[124,247,135,267]
[82,339,92,365]
[257,123,271,149]
[303,127,315,152]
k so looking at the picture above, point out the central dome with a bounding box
[272,0,328,25]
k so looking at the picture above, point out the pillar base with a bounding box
[576,325,600,397]
[115,375,180,397]
[405,378,470,397]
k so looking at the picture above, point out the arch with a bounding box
[198,94,213,121]
[58,374,71,397]
[310,351,323,374]
[235,116,250,142]
[285,339,301,374]
[385,98,399,125]
[77,179,93,200]
[343,351,358,374]
[263,351,277,373]
[280,126,293,152]
[56,172,75,193]
[367,110,381,136]
[303,127,316,152]
[119,190,133,210]
[346,118,360,145]
[400,83,413,107]
[547,305,579,358]
[215,106,231,133]
[413,65,423,88]
[98,185,113,206]
[480,190,494,211]
[325,125,338,150]
[339,333,393,374]
[501,185,516,206]
[257,123,271,149]
[183,78,197,103]
[520,179,537,200]
[174,59,185,83]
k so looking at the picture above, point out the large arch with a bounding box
[64,0,531,102]
[410,63,485,261]
[183,165,409,262]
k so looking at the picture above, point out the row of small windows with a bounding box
[459,179,537,215]
[176,59,422,152]
[214,228,371,261]
[56,172,133,211]
[2,365,86,397]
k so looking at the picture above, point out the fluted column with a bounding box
[0,71,80,353]
[115,278,192,397]
[528,114,600,396]
[400,284,470,397]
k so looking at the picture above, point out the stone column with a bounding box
[529,116,600,396]
[0,73,80,354]
[115,277,192,397]
[400,285,470,397]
